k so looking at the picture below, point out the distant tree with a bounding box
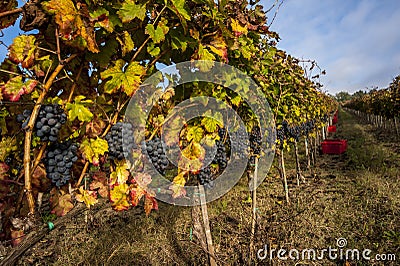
[335,91,351,102]
[352,90,367,99]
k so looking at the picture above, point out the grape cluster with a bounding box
[105,122,135,160]
[276,128,285,145]
[249,126,262,155]
[212,140,228,169]
[227,127,250,159]
[287,125,301,142]
[277,119,318,145]
[44,141,78,187]
[16,109,32,128]
[218,127,226,140]
[143,137,169,175]
[322,114,328,123]
[300,120,315,136]
[196,166,214,189]
[17,104,67,142]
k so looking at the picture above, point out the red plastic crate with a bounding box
[321,139,347,154]
[327,125,336,133]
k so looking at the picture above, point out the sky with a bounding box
[263,0,400,94]
[1,1,400,95]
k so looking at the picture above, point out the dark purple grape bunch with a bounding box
[276,120,288,147]
[44,141,78,187]
[212,139,228,170]
[249,126,262,155]
[227,127,249,160]
[17,104,67,142]
[16,109,32,128]
[142,137,169,175]
[196,165,214,189]
[287,125,301,142]
[105,122,135,160]
[322,114,328,123]
[301,119,315,136]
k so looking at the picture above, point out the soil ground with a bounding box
[5,109,400,265]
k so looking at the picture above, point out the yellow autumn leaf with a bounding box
[110,161,130,185]
[110,183,130,211]
[231,18,248,36]
[75,187,98,208]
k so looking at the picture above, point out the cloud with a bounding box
[264,0,400,94]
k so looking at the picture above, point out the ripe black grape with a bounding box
[142,137,169,175]
[44,141,78,187]
[17,104,66,142]
[249,126,262,155]
[36,104,66,142]
[105,122,135,160]
[212,140,228,170]
[196,166,214,189]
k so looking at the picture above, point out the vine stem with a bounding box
[130,5,167,62]
[66,64,84,104]
[0,7,22,19]
[23,54,78,215]
[30,143,47,176]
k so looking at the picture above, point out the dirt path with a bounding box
[9,109,400,266]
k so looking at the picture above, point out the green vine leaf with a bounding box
[100,59,145,96]
[116,31,135,56]
[201,115,222,133]
[80,137,109,166]
[186,125,204,142]
[193,44,215,72]
[117,0,147,23]
[90,8,115,33]
[145,18,169,44]
[147,42,160,57]
[66,96,94,122]
[168,0,191,23]
[8,35,37,68]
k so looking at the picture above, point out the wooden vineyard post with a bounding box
[294,140,305,185]
[280,149,290,204]
[198,185,217,266]
[249,157,258,263]
[305,136,311,172]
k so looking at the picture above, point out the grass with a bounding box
[15,108,400,266]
